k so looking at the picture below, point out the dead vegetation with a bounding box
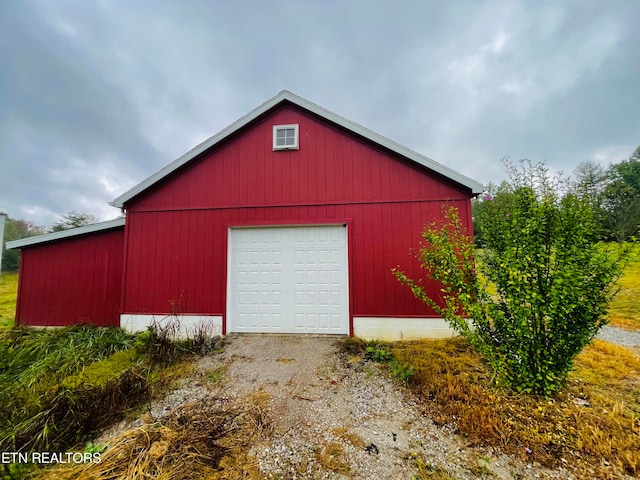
[314,441,351,476]
[387,337,640,479]
[37,391,270,480]
[331,426,366,450]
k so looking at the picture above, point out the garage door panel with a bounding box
[228,225,348,334]
[331,291,341,306]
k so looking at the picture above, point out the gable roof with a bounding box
[6,217,125,250]
[111,90,484,209]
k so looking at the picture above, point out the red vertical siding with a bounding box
[16,228,124,327]
[128,106,470,212]
[119,104,475,326]
[122,200,469,318]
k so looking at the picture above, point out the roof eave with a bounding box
[111,91,294,208]
[6,217,126,250]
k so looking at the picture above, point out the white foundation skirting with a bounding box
[353,317,456,341]
[120,314,223,338]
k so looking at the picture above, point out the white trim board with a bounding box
[120,314,223,339]
[353,317,456,341]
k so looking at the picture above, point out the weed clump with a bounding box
[9,367,150,453]
[339,338,414,383]
[134,318,223,366]
[0,326,140,454]
[314,441,350,475]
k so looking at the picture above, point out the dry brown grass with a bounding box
[314,441,351,475]
[412,457,459,480]
[331,426,366,449]
[608,316,640,331]
[37,391,270,480]
[390,337,640,479]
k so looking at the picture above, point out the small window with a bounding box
[273,124,299,150]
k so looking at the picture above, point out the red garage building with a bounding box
[8,91,483,340]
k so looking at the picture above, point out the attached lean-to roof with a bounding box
[111,90,484,208]
[6,217,125,250]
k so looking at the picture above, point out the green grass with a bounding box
[608,244,640,330]
[0,325,138,454]
[0,319,223,479]
[0,272,18,327]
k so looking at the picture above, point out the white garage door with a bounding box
[227,225,349,334]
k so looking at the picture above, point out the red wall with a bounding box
[121,202,470,319]
[130,105,470,211]
[16,228,124,327]
[122,104,473,321]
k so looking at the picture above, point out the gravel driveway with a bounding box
[166,334,572,480]
[97,329,640,479]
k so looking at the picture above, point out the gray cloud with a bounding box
[1,0,638,227]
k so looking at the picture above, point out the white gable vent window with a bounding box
[273,124,299,150]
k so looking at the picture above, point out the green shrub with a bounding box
[364,346,393,363]
[361,341,414,383]
[394,160,633,396]
[388,359,414,383]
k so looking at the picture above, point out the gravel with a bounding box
[99,330,640,478]
[597,325,640,347]
[187,334,572,479]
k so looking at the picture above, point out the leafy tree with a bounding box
[472,181,507,247]
[50,211,97,232]
[394,160,632,396]
[570,160,609,239]
[2,217,44,272]
[572,160,607,203]
[601,146,640,241]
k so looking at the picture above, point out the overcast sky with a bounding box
[1,1,638,228]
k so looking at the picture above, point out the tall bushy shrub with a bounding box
[394,161,631,396]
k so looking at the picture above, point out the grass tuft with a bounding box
[0,326,140,455]
[0,321,223,479]
[410,455,458,480]
[348,339,415,383]
[331,427,366,449]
